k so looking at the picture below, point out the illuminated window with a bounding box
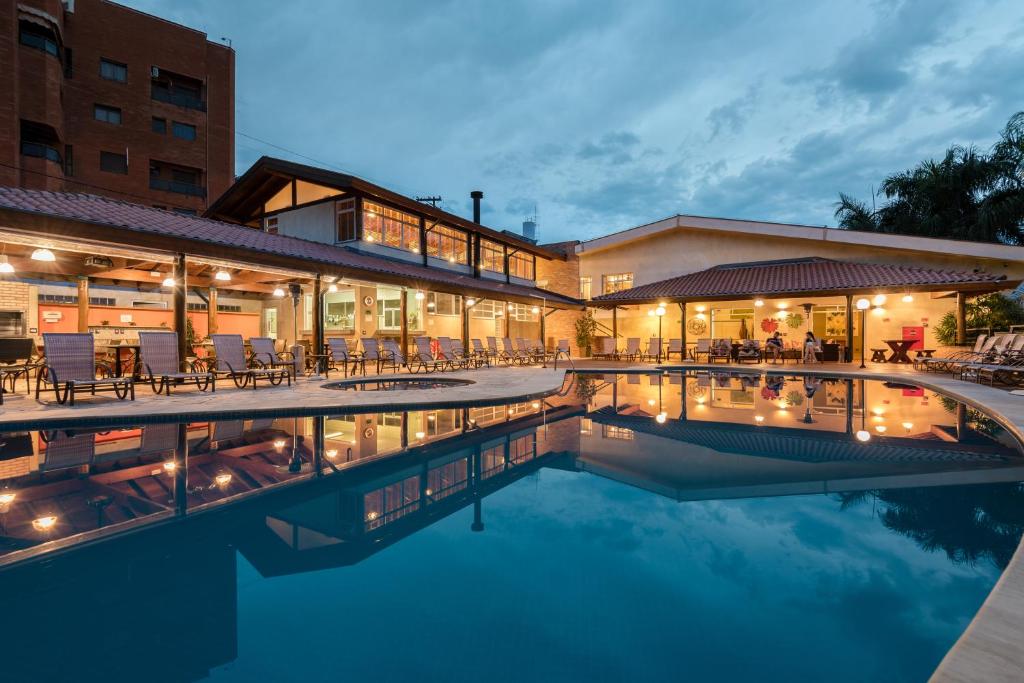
[579,277,592,299]
[509,252,535,280]
[325,290,355,331]
[602,425,634,440]
[480,239,504,273]
[603,273,633,294]
[377,287,403,330]
[427,292,462,316]
[363,201,420,253]
[507,303,538,322]
[427,224,468,263]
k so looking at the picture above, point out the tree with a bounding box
[835,111,1024,245]
[932,292,1024,345]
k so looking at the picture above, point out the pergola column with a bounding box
[400,287,409,360]
[956,291,967,344]
[172,253,187,362]
[612,307,618,340]
[313,275,323,357]
[208,286,218,336]
[845,295,853,362]
[539,305,546,348]
[76,276,89,333]
[461,298,470,350]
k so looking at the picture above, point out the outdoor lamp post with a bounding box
[856,297,871,368]
[655,305,666,362]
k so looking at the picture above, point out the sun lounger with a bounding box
[250,337,297,379]
[437,337,466,369]
[692,338,711,362]
[138,331,214,395]
[622,338,641,361]
[592,337,617,360]
[665,338,684,361]
[326,338,365,377]
[36,333,135,405]
[411,337,442,373]
[381,339,405,373]
[210,334,291,389]
[709,338,733,363]
[737,339,762,364]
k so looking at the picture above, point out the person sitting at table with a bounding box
[766,331,784,361]
[803,331,821,363]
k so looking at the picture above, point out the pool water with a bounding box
[1,372,1022,682]
[321,377,474,391]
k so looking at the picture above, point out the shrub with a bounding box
[933,293,1024,345]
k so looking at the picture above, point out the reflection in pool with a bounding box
[1,372,1022,682]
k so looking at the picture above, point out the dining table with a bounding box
[883,339,916,364]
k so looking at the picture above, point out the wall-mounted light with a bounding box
[214,473,232,487]
[754,415,765,424]
[31,248,56,262]
[754,298,764,307]
[273,438,287,450]
[466,297,476,307]
[162,277,175,288]
[875,425,887,434]
[901,294,913,303]
[695,305,706,313]
[655,412,667,424]
[531,306,540,314]
[32,515,57,531]
[415,431,426,439]
[655,306,666,317]
[872,294,887,307]
[856,298,871,311]
[777,302,789,310]
[328,283,339,293]
[901,421,914,432]
[415,290,425,300]
[162,461,177,473]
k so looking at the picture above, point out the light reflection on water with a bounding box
[0,372,1022,682]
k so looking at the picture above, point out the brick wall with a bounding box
[537,241,584,355]
[0,280,31,311]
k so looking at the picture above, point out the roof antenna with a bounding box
[415,196,442,208]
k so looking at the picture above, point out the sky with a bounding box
[123,0,1024,242]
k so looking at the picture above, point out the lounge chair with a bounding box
[437,337,466,369]
[692,338,711,362]
[360,337,387,373]
[941,334,1013,375]
[737,339,762,364]
[665,339,684,361]
[0,337,40,397]
[454,339,481,368]
[210,334,291,389]
[556,339,570,359]
[138,331,214,395]
[471,338,493,367]
[958,335,1024,382]
[641,337,662,362]
[592,337,617,360]
[919,334,989,372]
[36,333,135,405]
[516,338,539,364]
[501,337,525,365]
[326,338,365,377]
[250,337,297,379]
[622,338,641,361]
[411,336,442,373]
[709,338,733,363]
[380,339,405,373]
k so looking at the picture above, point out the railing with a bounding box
[151,86,206,112]
[149,177,206,198]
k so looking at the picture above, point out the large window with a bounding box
[509,252,534,280]
[363,201,420,253]
[480,239,504,273]
[427,224,468,264]
[100,59,127,82]
[325,290,355,331]
[603,273,633,294]
[100,151,128,174]
[172,121,196,141]
[19,21,59,59]
[427,292,462,317]
[94,104,122,125]
[336,198,356,241]
[580,276,592,299]
[508,303,538,322]
[377,287,403,330]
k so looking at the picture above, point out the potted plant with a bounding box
[575,311,598,357]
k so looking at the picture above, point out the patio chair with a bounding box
[210,334,291,389]
[665,339,684,362]
[958,335,1024,382]
[708,338,733,363]
[487,337,508,365]
[326,338,365,377]
[471,338,493,367]
[516,338,539,364]
[939,334,1011,374]
[36,333,135,406]
[454,339,481,368]
[411,336,442,373]
[691,338,711,362]
[592,337,617,360]
[502,337,526,365]
[920,334,989,372]
[381,338,406,373]
[622,338,641,361]
[0,337,40,397]
[555,339,570,359]
[640,337,662,362]
[439,337,469,369]
[737,339,762,364]
[137,331,214,395]
[250,337,297,379]
[361,337,386,373]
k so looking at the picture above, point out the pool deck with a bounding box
[4,357,1024,680]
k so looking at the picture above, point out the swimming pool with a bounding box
[1,372,1021,682]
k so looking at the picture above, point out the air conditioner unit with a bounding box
[84,255,113,268]
[151,66,160,78]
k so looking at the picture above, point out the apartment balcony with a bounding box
[149,177,206,198]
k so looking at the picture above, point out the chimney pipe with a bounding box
[470,190,483,224]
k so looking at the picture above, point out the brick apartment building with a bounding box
[0,0,234,214]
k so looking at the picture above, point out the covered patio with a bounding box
[589,257,1014,364]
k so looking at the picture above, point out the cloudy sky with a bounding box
[125,0,1024,242]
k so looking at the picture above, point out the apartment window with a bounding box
[265,216,279,234]
[152,117,166,134]
[99,59,127,82]
[362,201,420,253]
[19,21,59,59]
[603,273,633,294]
[100,151,128,174]
[580,276,592,299]
[94,104,122,125]
[336,198,356,241]
[20,120,62,165]
[480,239,504,273]
[509,252,535,280]
[426,224,468,264]
[151,70,205,111]
[427,292,462,316]
[172,121,196,141]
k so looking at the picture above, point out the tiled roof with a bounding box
[0,187,582,307]
[591,257,1007,303]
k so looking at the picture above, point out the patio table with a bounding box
[883,339,916,364]
[103,343,141,377]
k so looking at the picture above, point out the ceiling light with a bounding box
[327,283,338,293]
[214,473,232,487]
[32,515,57,531]
[31,248,55,262]
[162,277,175,288]
[872,294,887,306]
[325,449,338,459]
[415,431,426,439]
[531,306,540,314]
[655,412,667,424]
[0,255,14,274]
[466,298,476,307]
[0,491,16,505]
[273,287,285,297]
[215,270,231,281]
[162,461,177,473]
[855,430,871,442]
[856,298,871,310]
[754,298,764,307]
[902,294,913,303]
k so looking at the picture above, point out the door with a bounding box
[264,308,278,339]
